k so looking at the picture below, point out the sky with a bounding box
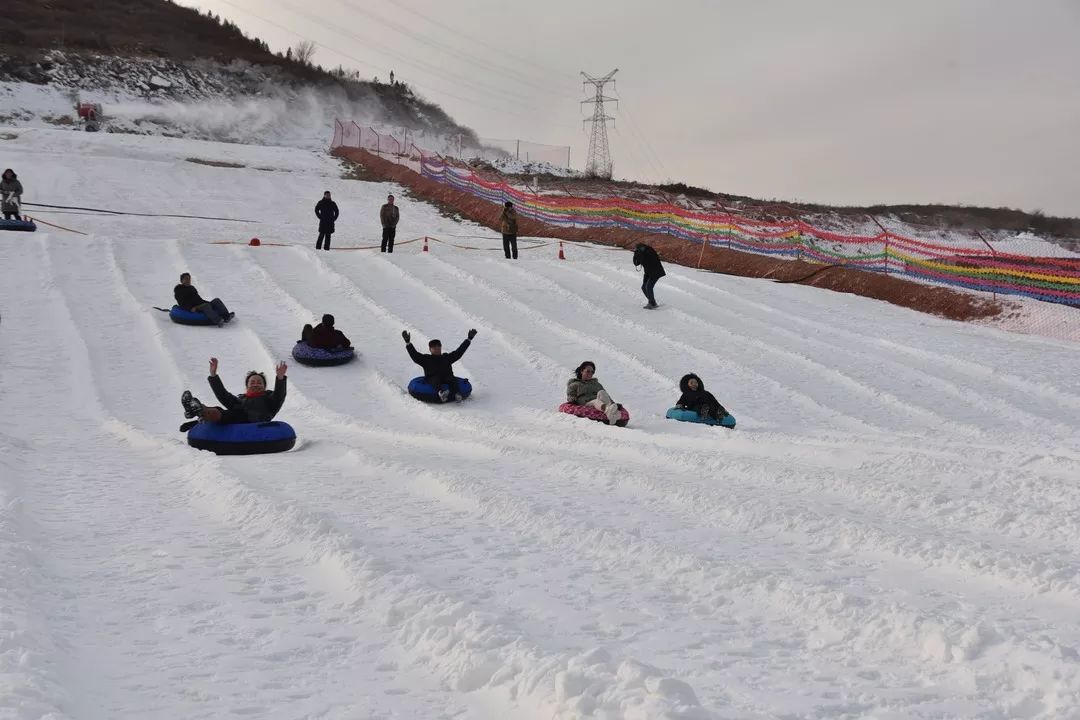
[178,0,1080,217]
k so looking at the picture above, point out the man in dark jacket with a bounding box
[315,191,339,251]
[1,168,23,220]
[499,201,519,259]
[308,313,351,349]
[675,373,729,422]
[402,328,477,402]
[173,272,233,326]
[380,194,400,253]
[633,243,666,309]
[179,357,288,431]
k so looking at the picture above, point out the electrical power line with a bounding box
[382,0,578,88]
[337,0,567,98]
[215,0,567,126]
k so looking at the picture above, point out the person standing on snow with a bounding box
[1,169,23,220]
[402,328,477,402]
[315,190,339,251]
[633,243,666,309]
[499,201,519,260]
[380,194,400,253]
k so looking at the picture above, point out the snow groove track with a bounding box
[3,132,1080,719]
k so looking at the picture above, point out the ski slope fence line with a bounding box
[330,120,1080,308]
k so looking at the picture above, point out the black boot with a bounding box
[181,390,205,419]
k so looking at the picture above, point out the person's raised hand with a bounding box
[209,357,218,376]
[276,361,288,379]
[467,328,477,340]
[402,330,411,343]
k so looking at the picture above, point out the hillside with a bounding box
[0,0,477,140]
[3,125,1080,720]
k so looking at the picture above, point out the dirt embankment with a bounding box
[335,147,1004,322]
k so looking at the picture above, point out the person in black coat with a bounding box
[402,328,477,402]
[675,373,729,422]
[633,243,666,309]
[179,357,288,431]
[315,191,339,251]
[173,272,233,326]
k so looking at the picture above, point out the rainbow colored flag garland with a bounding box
[421,158,1080,307]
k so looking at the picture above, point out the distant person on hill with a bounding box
[565,361,622,424]
[500,201,519,260]
[674,373,730,423]
[633,243,666,309]
[301,314,351,350]
[1,169,23,220]
[380,194,400,252]
[315,190,339,251]
[173,272,233,326]
[402,328,477,402]
[179,357,288,431]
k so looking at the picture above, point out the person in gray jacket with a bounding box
[1,169,23,220]
[565,361,621,424]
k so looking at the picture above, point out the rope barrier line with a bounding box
[22,202,258,223]
[22,216,89,235]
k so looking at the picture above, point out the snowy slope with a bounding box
[2,128,1080,720]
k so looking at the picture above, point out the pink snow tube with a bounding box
[558,402,630,427]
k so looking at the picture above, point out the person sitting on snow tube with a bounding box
[179,357,287,431]
[673,372,732,424]
[1,168,24,221]
[403,327,477,402]
[306,314,351,350]
[174,272,234,327]
[563,361,624,425]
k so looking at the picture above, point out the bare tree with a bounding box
[292,40,317,65]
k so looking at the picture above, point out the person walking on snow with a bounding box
[179,357,288,431]
[633,243,666,309]
[173,272,234,327]
[315,190,339,251]
[380,194,400,252]
[565,361,622,425]
[403,328,477,402]
[1,169,23,220]
[500,201,519,259]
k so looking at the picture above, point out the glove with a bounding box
[467,328,477,340]
[402,330,410,343]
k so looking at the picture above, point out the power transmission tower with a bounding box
[581,69,618,179]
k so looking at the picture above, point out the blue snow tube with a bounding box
[408,376,473,403]
[169,305,216,326]
[0,219,36,232]
[187,420,297,455]
[291,341,355,367]
[665,407,736,428]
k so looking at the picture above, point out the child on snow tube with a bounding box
[669,372,734,427]
[403,327,477,402]
[560,361,628,426]
[293,314,355,365]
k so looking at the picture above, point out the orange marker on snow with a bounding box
[558,240,565,260]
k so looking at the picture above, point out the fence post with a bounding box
[868,214,889,274]
[973,228,997,301]
[516,139,520,160]
[567,146,571,169]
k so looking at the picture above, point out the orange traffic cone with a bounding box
[422,236,429,252]
[558,240,565,260]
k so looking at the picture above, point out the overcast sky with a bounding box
[180,0,1080,217]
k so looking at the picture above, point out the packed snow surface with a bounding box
[2,128,1080,719]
